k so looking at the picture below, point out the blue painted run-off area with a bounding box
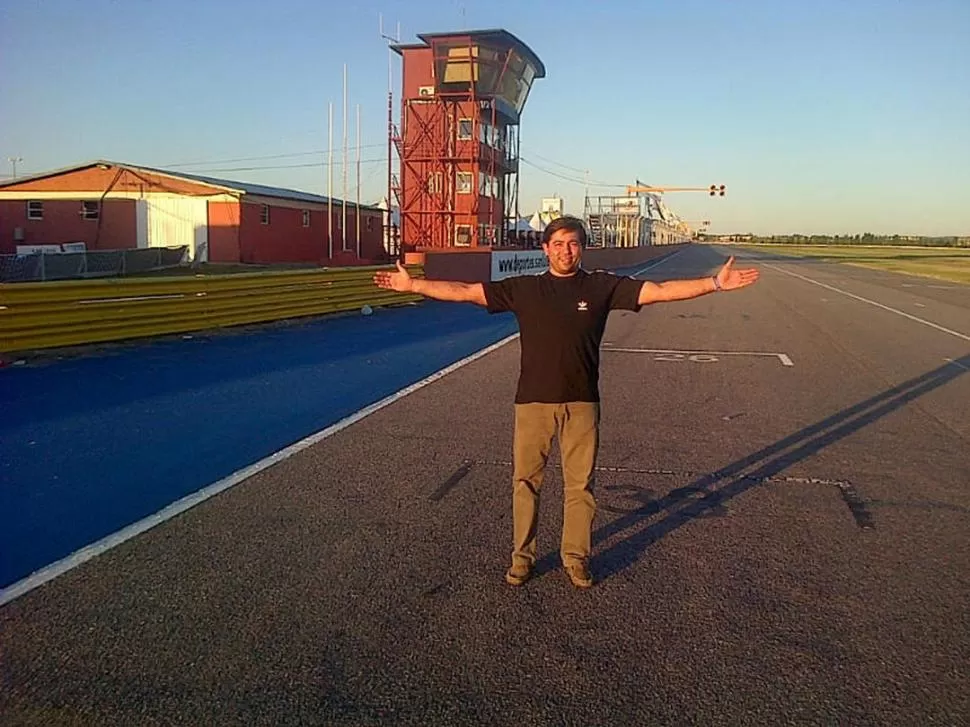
[0,301,519,590]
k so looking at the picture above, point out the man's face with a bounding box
[542,229,582,276]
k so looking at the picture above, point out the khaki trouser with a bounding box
[511,402,600,568]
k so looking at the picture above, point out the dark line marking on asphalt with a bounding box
[422,582,449,597]
[429,460,473,502]
[837,482,875,529]
[470,459,851,487]
[471,459,875,528]
[867,499,969,514]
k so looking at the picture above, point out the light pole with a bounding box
[7,156,23,179]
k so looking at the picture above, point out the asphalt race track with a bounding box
[2,244,968,725]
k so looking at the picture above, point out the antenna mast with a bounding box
[380,14,401,259]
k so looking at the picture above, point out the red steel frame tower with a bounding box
[390,29,545,254]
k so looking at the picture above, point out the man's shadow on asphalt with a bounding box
[532,353,970,582]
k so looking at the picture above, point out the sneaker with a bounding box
[564,563,593,589]
[505,562,533,586]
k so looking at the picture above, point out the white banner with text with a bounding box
[490,251,548,281]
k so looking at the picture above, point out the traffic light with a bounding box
[709,185,716,196]
[710,184,726,196]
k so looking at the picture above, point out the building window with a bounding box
[471,173,498,198]
[455,224,472,247]
[427,171,442,194]
[261,205,270,225]
[456,172,472,195]
[27,200,43,220]
[479,122,500,147]
[366,216,374,231]
[457,118,473,140]
[81,201,99,220]
[302,209,310,227]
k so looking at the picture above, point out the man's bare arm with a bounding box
[637,255,759,306]
[373,262,487,306]
[411,278,487,305]
[638,277,718,305]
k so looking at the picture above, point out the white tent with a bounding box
[375,196,400,226]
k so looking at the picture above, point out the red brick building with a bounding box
[0,161,385,265]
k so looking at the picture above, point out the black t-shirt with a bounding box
[483,268,643,403]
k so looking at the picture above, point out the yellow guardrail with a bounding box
[0,265,424,353]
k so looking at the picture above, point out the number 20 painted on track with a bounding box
[653,353,719,363]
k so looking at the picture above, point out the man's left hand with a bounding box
[716,256,760,291]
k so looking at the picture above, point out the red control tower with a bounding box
[391,29,545,252]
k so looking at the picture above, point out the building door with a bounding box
[138,196,209,262]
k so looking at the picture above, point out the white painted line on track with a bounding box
[764,263,970,343]
[630,248,687,276]
[944,357,970,372]
[603,346,794,366]
[0,332,521,607]
[901,284,956,289]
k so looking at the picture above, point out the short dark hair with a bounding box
[541,215,588,247]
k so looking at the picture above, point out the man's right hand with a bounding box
[373,261,413,293]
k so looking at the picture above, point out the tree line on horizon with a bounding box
[696,233,970,247]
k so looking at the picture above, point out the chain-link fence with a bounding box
[0,246,189,283]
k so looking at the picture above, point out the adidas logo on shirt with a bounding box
[577,300,589,312]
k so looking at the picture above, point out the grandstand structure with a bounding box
[583,183,696,247]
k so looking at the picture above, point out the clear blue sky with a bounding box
[2,0,968,235]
